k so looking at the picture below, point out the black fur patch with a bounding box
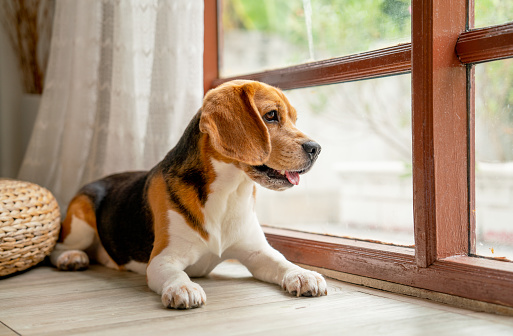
[180,168,209,205]
[81,171,154,265]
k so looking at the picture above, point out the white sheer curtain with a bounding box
[18,0,204,209]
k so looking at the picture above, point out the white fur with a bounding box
[147,158,328,309]
[203,159,255,256]
[61,215,95,250]
[125,261,148,275]
[49,215,96,268]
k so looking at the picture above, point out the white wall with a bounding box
[0,23,24,178]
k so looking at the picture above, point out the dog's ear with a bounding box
[200,82,271,165]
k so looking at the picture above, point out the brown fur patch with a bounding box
[168,179,209,241]
[200,132,237,165]
[200,82,271,165]
[148,169,211,265]
[60,194,97,242]
[148,173,173,264]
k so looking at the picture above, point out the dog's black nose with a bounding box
[302,141,321,161]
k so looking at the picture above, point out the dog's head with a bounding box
[200,80,321,191]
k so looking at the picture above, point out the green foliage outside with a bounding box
[223,0,411,60]
[476,59,513,162]
[473,1,513,162]
[474,0,513,28]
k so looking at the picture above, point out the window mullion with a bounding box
[411,0,469,267]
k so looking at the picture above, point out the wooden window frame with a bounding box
[204,0,513,307]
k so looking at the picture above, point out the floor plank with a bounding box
[0,322,19,336]
[1,261,513,335]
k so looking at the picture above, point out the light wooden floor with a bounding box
[1,261,513,336]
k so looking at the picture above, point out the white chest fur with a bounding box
[203,159,257,257]
[155,159,259,279]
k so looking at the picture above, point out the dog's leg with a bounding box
[228,227,328,297]
[147,251,207,309]
[50,195,97,271]
[243,246,327,297]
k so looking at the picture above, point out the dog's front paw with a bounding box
[161,281,206,309]
[282,269,328,297]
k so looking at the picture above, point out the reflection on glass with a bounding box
[474,1,513,28]
[255,75,413,246]
[220,0,411,77]
[475,59,513,259]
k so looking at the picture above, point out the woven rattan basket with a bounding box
[0,179,60,276]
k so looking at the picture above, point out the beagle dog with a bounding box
[50,80,327,309]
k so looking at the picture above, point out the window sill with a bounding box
[263,226,513,308]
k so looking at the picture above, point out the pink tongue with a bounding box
[285,171,300,185]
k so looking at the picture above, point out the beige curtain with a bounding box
[18,0,204,209]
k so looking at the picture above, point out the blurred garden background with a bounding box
[220,0,513,259]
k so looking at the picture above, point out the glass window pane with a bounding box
[255,75,414,246]
[220,0,411,77]
[475,58,513,259]
[474,1,513,28]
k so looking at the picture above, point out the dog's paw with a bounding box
[56,250,89,271]
[161,281,206,309]
[282,269,328,297]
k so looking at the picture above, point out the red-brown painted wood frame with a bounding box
[457,22,513,64]
[204,0,513,307]
[212,44,411,90]
[210,20,513,92]
[411,0,469,267]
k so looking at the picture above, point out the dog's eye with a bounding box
[264,110,279,123]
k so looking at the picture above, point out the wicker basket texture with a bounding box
[0,180,60,277]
